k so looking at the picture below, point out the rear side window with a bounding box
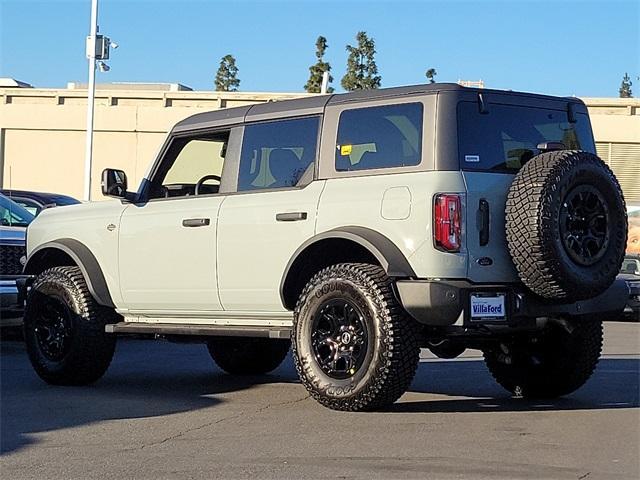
[335,103,423,171]
[238,116,319,191]
[457,102,595,172]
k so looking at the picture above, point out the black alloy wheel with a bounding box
[311,299,369,380]
[559,185,609,266]
[32,294,74,361]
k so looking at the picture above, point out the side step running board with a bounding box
[105,322,291,339]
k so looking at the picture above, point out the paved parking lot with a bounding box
[1,322,638,480]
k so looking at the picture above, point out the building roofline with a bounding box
[581,97,640,106]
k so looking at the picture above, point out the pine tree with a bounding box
[425,68,437,84]
[619,72,633,98]
[215,54,240,92]
[304,36,334,93]
[341,31,382,91]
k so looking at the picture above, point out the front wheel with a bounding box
[483,318,603,398]
[23,266,118,385]
[292,263,421,411]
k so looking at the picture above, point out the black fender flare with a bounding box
[280,226,416,305]
[24,238,116,308]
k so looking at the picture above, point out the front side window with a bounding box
[238,117,320,192]
[149,131,229,199]
[335,103,423,171]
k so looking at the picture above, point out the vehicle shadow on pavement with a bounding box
[2,339,638,455]
[0,339,296,455]
[394,357,640,413]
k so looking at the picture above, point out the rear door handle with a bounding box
[275,212,307,222]
[182,218,210,227]
[477,199,489,246]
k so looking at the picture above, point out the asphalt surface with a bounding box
[1,322,638,480]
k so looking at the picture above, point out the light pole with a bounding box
[83,0,98,202]
[83,0,115,201]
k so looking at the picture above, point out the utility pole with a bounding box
[84,0,99,202]
[83,0,116,201]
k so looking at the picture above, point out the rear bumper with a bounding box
[395,277,631,326]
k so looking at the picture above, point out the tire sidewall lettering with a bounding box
[295,267,383,401]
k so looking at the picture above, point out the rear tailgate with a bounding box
[463,172,519,283]
[456,97,596,284]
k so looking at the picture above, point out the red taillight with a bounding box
[434,194,462,252]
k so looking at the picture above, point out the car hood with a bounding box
[0,225,26,243]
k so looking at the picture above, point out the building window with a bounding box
[596,141,640,203]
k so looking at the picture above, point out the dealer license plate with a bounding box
[470,293,506,321]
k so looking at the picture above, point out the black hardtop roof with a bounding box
[173,83,584,131]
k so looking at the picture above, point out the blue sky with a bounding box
[1,0,638,97]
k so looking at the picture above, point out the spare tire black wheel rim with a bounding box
[559,185,610,266]
[311,299,368,379]
[33,295,74,361]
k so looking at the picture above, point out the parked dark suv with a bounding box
[1,194,33,325]
[1,189,79,216]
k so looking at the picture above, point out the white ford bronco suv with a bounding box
[21,84,629,411]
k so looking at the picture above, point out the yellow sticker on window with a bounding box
[340,144,352,156]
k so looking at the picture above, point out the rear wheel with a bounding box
[23,266,118,385]
[206,337,290,375]
[292,263,421,411]
[483,318,602,398]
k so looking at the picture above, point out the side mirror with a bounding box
[101,168,128,199]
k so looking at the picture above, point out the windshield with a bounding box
[457,102,596,172]
[0,194,35,227]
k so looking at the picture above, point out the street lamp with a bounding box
[84,0,116,201]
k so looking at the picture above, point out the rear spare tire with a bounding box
[506,150,627,301]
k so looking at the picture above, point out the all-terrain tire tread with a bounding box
[505,150,626,300]
[24,266,117,385]
[292,263,421,411]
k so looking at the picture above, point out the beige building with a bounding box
[584,97,640,203]
[0,83,638,202]
[0,83,313,200]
